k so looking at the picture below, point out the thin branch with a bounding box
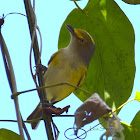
[0,120,18,123]
[0,114,74,123]
[52,115,74,117]
[23,0,54,139]
[1,14,32,140]
[0,32,25,140]
[11,82,91,99]
[4,12,26,19]
[36,26,43,61]
[22,117,31,140]
[29,10,38,87]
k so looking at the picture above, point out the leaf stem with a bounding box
[120,121,131,127]
[73,0,88,15]
[114,98,135,112]
[73,1,83,11]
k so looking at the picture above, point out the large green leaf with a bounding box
[0,129,20,140]
[122,111,140,139]
[58,0,135,109]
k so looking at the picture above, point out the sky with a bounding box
[0,0,140,140]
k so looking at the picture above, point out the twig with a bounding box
[0,114,74,123]
[11,82,91,99]
[22,117,31,140]
[0,120,18,123]
[52,115,74,117]
[4,12,26,18]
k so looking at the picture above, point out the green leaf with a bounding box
[131,111,140,138]
[122,111,140,139]
[0,129,20,140]
[135,91,140,102]
[58,0,135,109]
[122,124,134,140]
[122,0,140,4]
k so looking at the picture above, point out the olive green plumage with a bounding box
[27,24,95,129]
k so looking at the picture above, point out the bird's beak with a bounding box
[66,24,75,36]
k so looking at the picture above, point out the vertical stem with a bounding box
[23,0,54,139]
[0,33,25,140]
[14,99,25,140]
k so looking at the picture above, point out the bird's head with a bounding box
[66,24,95,66]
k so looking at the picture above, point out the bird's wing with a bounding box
[77,70,87,87]
[48,49,62,65]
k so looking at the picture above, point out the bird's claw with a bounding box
[34,64,48,75]
[42,105,70,115]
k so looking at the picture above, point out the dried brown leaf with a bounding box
[74,93,112,135]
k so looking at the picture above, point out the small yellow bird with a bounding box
[27,24,95,129]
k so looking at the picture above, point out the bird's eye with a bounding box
[80,39,85,43]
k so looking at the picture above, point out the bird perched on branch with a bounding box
[27,24,95,129]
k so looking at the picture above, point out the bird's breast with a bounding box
[43,53,87,103]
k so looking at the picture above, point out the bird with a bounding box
[27,24,95,129]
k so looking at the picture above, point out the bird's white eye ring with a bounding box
[80,38,85,43]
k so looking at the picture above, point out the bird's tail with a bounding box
[27,103,42,129]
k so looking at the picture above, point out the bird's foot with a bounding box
[35,64,48,75]
[42,105,70,115]
[32,64,48,84]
